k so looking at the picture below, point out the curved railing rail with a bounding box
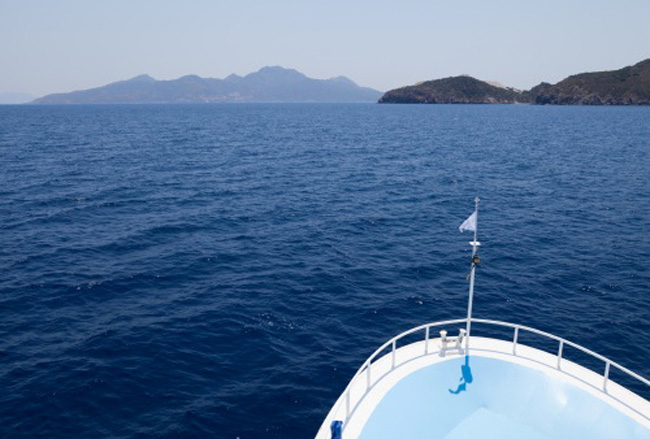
[471,318,650,391]
[322,318,650,435]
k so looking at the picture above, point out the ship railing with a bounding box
[471,318,650,392]
[325,317,650,434]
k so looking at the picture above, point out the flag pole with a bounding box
[466,197,480,341]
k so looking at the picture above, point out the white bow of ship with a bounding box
[316,198,650,439]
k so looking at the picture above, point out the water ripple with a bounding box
[0,104,649,438]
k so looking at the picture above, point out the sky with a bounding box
[1,0,650,97]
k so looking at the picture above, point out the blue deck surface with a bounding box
[359,356,649,439]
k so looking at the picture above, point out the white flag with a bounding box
[459,211,477,233]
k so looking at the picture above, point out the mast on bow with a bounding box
[459,197,480,339]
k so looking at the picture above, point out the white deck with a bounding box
[316,335,650,439]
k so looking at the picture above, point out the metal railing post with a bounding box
[425,326,430,354]
[391,340,396,369]
[513,327,519,355]
[345,391,350,419]
[557,340,564,369]
[604,361,611,391]
[366,364,371,390]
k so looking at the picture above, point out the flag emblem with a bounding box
[459,211,477,233]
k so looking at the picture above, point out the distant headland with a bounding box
[30,67,383,104]
[379,59,650,105]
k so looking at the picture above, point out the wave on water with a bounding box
[1,104,649,438]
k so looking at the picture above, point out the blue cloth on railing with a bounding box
[330,420,343,439]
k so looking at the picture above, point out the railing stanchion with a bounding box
[391,340,396,369]
[557,340,564,369]
[425,326,430,354]
[366,363,371,390]
[604,361,611,392]
[513,327,519,355]
[345,390,350,419]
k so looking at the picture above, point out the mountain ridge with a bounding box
[379,59,650,105]
[31,67,382,104]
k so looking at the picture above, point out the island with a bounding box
[31,67,383,104]
[379,59,650,105]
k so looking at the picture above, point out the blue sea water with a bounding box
[0,104,649,438]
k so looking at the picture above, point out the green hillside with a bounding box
[379,76,527,104]
[379,59,650,105]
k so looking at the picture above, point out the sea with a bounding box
[1,104,649,438]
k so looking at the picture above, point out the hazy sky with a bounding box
[2,0,649,96]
